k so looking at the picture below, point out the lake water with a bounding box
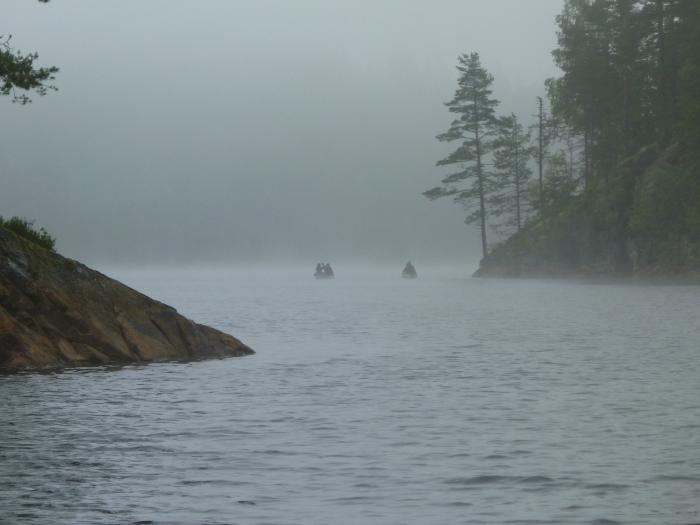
[1,267,700,525]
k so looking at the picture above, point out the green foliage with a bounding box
[630,162,700,240]
[490,113,534,233]
[0,3,57,253]
[0,36,58,104]
[478,1,700,274]
[1,1,58,104]
[548,0,700,176]
[425,52,500,257]
[674,2,700,160]
[529,152,579,215]
[0,216,56,251]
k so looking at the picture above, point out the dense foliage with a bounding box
[544,0,700,243]
[548,0,700,174]
[428,1,700,259]
[0,216,56,251]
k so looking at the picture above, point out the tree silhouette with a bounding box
[1,0,58,104]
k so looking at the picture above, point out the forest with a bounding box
[428,0,700,275]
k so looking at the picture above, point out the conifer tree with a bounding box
[536,97,547,213]
[424,52,499,259]
[0,1,57,104]
[535,151,579,213]
[675,1,700,158]
[639,0,681,146]
[547,0,699,175]
[491,113,533,233]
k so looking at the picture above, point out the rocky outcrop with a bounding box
[476,145,700,278]
[0,228,253,372]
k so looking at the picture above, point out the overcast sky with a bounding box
[1,0,563,268]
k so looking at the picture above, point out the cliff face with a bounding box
[0,229,253,372]
[476,145,700,278]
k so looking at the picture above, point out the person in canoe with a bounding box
[402,261,417,279]
[314,262,335,279]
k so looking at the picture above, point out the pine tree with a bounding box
[424,52,500,259]
[547,0,697,175]
[549,1,654,176]
[535,151,579,213]
[639,0,682,146]
[536,97,547,213]
[675,0,700,158]
[0,1,58,104]
[491,113,533,234]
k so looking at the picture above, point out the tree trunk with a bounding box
[514,128,521,232]
[656,0,671,145]
[620,1,632,156]
[584,127,591,189]
[567,131,575,181]
[475,125,487,259]
[537,97,545,214]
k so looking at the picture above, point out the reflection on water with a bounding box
[2,269,700,524]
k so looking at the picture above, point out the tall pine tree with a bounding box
[424,52,499,259]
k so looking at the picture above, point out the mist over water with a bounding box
[2,269,699,524]
[3,1,700,524]
[0,0,562,266]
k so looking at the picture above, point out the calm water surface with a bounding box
[1,268,699,525]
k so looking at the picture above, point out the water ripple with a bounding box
[2,270,700,524]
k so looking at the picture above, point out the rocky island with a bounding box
[0,228,253,372]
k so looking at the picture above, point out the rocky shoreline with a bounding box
[0,228,253,372]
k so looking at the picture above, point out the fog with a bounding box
[1,0,562,268]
